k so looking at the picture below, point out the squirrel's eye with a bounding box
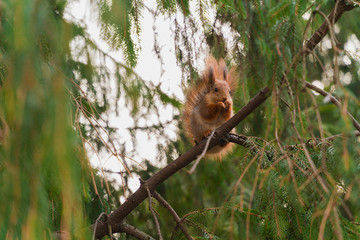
[214,88,218,92]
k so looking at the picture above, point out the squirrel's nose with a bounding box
[222,97,227,102]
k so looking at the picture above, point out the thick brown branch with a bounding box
[152,191,193,240]
[226,133,250,147]
[93,218,154,240]
[302,0,356,55]
[117,222,155,240]
[93,87,270,238]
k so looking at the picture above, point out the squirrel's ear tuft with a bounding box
[223,68,227,80]
[207,65,215,86]
[218,59,228,80]
[205,55,217,86]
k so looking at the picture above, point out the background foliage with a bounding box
[0,0,360,239]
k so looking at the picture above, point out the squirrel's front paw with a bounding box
[217,102,226,109]
[224,100,231,110]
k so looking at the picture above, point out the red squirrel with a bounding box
[182,56,238,159]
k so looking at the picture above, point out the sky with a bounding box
[63,0,196,193]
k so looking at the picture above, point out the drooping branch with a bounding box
[305,81,360,132]
[325,131,360,141]
[146,187,163,240]
[93,87,270,238]
[283,131,360,151]
[301,1,360,131]
[152,191,193,240]
[284,0,357,77]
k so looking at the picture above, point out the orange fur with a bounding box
[182,56,238,160]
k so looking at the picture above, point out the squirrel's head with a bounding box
[205,58,236,104]
[204,56,238,101]
[207,78,232,103]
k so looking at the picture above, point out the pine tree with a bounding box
[0,0,360,239]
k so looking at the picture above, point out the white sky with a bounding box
[64,0,205,192]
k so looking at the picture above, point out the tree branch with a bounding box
[226,133,250,147]
[188,130,215,174]
[146,187,163,240]
[92,213,155,240]
[93,87,270,238]
[301,1,359,128]
[325,131,360,141]
[305,81,360,132]
[116,222,155,240]
[227,133,273,160]
[152,191,193,240]
[92,213,113,240]
[302,0,356,55]
[283,131,360,151]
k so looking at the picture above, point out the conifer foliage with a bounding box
[0,0,360,239]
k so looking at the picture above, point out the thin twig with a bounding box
[312,9,340,86]
[211,148,266,235]
[188,130,215,174]
[305,81,360,132]
[152,191,193,240]
[325,131,360,141]
[318,190,337,240]
[283,70,330,194]
[146,187,163,240]
[246,157,261,240]
[93,213,112,240]
[283,131,360,150]
[275,122,306,205]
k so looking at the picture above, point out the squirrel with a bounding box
[182,56,238,159]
